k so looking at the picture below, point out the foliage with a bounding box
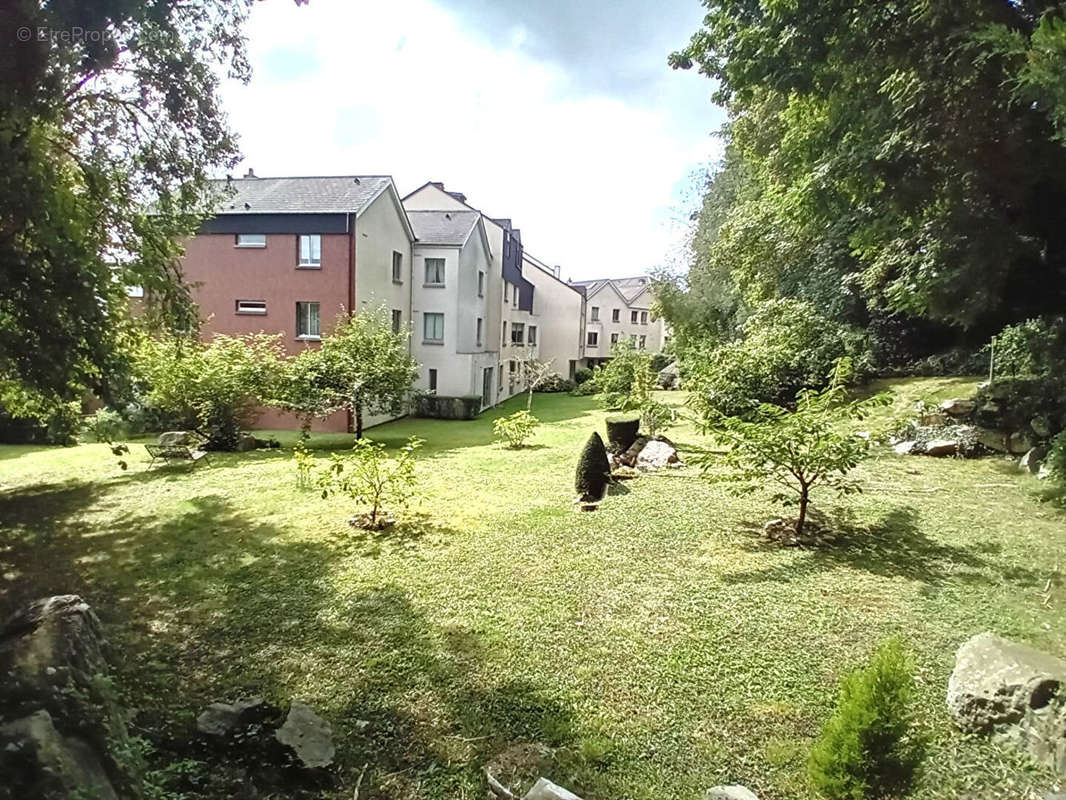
[1048,431,1066,483]
[516,348,557,411]
[135,333,284,451]
[605,414,641,454]
[972,376,1066,440]
[575,431,611,503]
[649,354,673,374]
[0,1,302,406]
[536,373,575,393]
[274,307,418,438]
[808,638,925,800]
[0,382,82,445]
[493,410,540,449]
[318,436,423,529]
[640,400,675,438]
[591,340,657,411]
[687,299,864,419]
[696,360,890,535]
[573,367,594,386]
[990,316,1066,379]
[292,440,316,489]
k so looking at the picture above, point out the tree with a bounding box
[319,437,423,530]
[696,360,889,536]
[135,332,284,451]
[493,410,539,449]
[516,347,555,412]
[0,1,306,415]
[591,339,656,410]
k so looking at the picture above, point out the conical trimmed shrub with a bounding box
[575,431,611,502]
[605,414,640,453]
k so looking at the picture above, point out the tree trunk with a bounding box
[796,486,809,537]
[527,388,534,412]
[355,401,364,439]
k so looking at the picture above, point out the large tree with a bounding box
[0,1,301,407]
[670,1,1066,337]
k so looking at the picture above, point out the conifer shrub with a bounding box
[605,414,640,453]
[807,638,925,800]
[575,432,611,502]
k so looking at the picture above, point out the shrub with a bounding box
[808,638,925,800]
[536,373,575,393]
[605,414,640,453]
[0,385,82,445]
[592,340,656,410]
[570,380,599,396]
[972,376,1066,439]
[82,408,128,443]
[293,440,315,488]
[319,436,423,529]
[1048,431,1066,482]
[575,432,611,502]
[650,354,672,373]
[687,298,864,419]
[494,410,539,448]
[573,367,594,385]
[641,400,675,438]
[991,315,1066,379]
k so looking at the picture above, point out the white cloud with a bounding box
[221,0,722,280]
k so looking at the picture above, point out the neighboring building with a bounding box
[570,276,666,365]
[521,251,587,379]
[179,171,415,432]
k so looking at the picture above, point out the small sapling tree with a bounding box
[493,410,540,448]
[319,436,424,530]
[697,359,889,537]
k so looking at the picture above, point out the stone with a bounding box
[1020,447,1048,474]
[1010,431,1034,455]
[0,595,142,799]
[918,411,949,426]
[618,435,650,467]
[947,632,1066,775]
[706,787,760,800]
[635,439,681,471]
[941,397,976,417]
[275,702,334,769]
[976,427,1010,453]
[196,696,269,737]
[235,434,258,452]
[158,430,195,447]
[522,777,583,800]
[924,439,958,457]
[1032,416,1053,439]
[893,440,918,455]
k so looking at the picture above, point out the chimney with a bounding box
[554,265,562,278]
[244,167,257,179]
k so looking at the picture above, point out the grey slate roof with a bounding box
[208,175,393,214]
[405,210,480,246]
[570,276,652,303]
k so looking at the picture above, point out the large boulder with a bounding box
[947,632,1066,775]
[0,596,142,799]
[235,434,258,453]
[1020,447,1048,474]
[635,439,681,471]
[196,696,272,738]
[976,427,1010,453]
[157,430,195,447]
[274,702,334,770]
[1010,431,1035,455]
[706,787,760,800]
[522,778,583,800]
[941,398,976,417]
[924,439,958,457]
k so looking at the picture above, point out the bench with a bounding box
[145,444,210,468]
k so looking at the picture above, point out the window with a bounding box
[392,251,403,283]
[631,334,638,343]
[590,306,600,322]
[478,271,485,297]
[296,302,321,339]
[235,234,266,248]
[509,360,516,373]
[511,322,524,345]
[610,333,619,344]
[612,308,620,322]
[640,311,649,325]
[476,317,483,347]
[236,300,266,315]
[298,235,321,267]
[502,321,508,346]
[429,368,438,392]
[498,365,503,390]
[512,287,518,308]
[587,331,599,347]
[528,326,537,345]
[631,310,639,324]
[392,309,402,334]
[423,312,444,342]
[424,258,445,286]
[504,283,510,302]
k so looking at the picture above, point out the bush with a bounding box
[573,367,594,385]
[687,299,865,419]
[81,408,129,443]
[0,385,82,445]
[641,400,675,437]
[493,410,539,448]
[575,432,611,502]
[972,376,1066,439]
[991,315,1066,378]
[605,414,640,453]
[808,638,925,800]
[650,354,673,373]
[535,373,575,393]
[592,340,656,410]
[293,440,315,488]
[1047,431,1066,482]
[318,436,423,529]
[570,380,599,396]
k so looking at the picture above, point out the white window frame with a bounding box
[590,306,600,322]
[392,251,404,283]
[428,368,438,392]
[631,310,639,324]
[296,301,321,339]
[424,258,445,286]
[639,335,647,349]
[298,235,321,268]
[587,331,599,347]
[511,322,524,345]
[391,309,402,334]
[236,300,267,315]
[612,309,620,322]
[423,312,444,343]
[610,333,619,344]
[641,311,649,325]
[235,234,266,248]
[528,325,537,345]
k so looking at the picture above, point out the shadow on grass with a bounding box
[723,506,1036,587]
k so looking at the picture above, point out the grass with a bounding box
[1,380,1064,799]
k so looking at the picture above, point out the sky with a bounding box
[221,0,726,281]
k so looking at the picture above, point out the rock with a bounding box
[635,439,681,470]
[522,777,583,800]
[1010,431,1034,455]
[0,595,142,799]
[706,787,760,800]
[1039,464,1052,481]
[976,427,1010,453]
[941,398,976,417]
[275,702,334,769]
[657,361,679,390]
[158,430,195,447]
[947,632,1066,775]
[924,439,958,457]
[893,440,918,455]
[196,696,269,737]
[918,412,949,426]
[235,434,258,452]
[618,435,650,468]
[1020,447,1048,474]
[1032,416,1053,439]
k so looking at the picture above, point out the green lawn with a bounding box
[1,379,1063,799]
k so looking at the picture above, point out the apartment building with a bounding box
[570,276,666,365]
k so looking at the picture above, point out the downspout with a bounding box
[346,212,356,433]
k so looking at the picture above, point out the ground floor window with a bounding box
[429,368,438,392]
[587,331,599,347]
[296,301,321,339]
[424,312,444,342]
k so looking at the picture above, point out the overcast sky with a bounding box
[222,0,725,281]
